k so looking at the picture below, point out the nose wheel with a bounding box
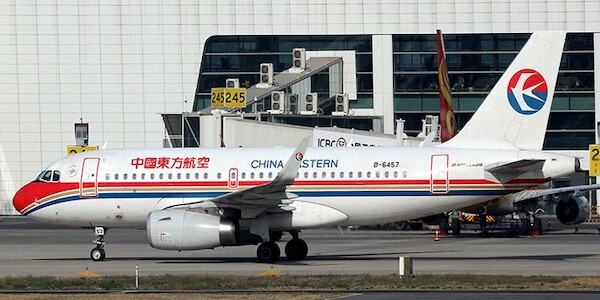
[91,226,106,262]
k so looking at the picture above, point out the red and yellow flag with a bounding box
[437,29,457,143]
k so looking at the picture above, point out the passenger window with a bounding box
[203,173,208,179]
[393,171,398,178]
[105,173,110,180]
[114,174,119,180]
[349,171,353,178]
[185,173,190,180]
[250,172,255,179]
[331,172,335,178]
[259,172,264,179]
[217,173,222,179]
[304,172,308,179]
[52,171,60,182]
[340,172,344,178]
[384,171,389,178]
[177,173,182,180]
[241,172,246,179]
[168,173,173,180]
[321,172,326,179]
[159,173,164,180]
[195,173,199,180]
[123,173,128,180]
[268,172,273,179]
[132,173,137,180]
[375,171,380,178]
[366,171,371,178]
[313,172,317,178]
[357,171,362,178]
[141,173,146,180]
[150,173,155,180]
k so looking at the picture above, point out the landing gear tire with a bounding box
[257,241,280,263]
[452,218,461,236]
[90,247,105,261]
[285,239,308,261]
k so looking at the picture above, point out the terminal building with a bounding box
[1,0,599,214]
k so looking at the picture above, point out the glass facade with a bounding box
[393,33,594,150]
[194,33,594,150]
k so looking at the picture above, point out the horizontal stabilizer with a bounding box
[485,159,545,174]
[511,183,600,204]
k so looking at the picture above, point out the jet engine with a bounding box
[147,210,237,250]
[556,194,590,225]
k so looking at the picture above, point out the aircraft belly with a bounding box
[28,198,153,228]
[305,195,495,226]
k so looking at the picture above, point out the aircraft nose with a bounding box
[13,182,35,214]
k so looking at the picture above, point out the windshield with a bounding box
[35,170,61,182]
[36,170,52,182]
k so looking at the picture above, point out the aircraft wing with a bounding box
[511,183,600,203]
[165,136,311,211]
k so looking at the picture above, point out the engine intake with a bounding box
[556,195,589,225]
[147,210,236,250]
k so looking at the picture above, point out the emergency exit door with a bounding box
[80,157,100,197]
[430,154,449,194]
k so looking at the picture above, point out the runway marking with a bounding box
[260,268,282,276]
[76,270,99,278]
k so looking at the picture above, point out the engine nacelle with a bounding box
[147,210,236,250]
[556,195,589,225]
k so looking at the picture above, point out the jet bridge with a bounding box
[199,56,343,113]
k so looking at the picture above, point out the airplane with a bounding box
[13,31,584,263]
[434,30,593,235]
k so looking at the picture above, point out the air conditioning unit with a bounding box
[300,92,318,115]
[257,63,273,88]
[268,91,284,114]
[332,94,349,116]
[225,78,239,88]
[287,94,299,114]
[253,100,265,113]
[290,48,306,73]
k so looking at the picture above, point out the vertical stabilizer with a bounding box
[440,31,566,150]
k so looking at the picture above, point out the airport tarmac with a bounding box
[0,216,599,277]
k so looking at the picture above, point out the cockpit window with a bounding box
[37,170,53,182]
[52,171,60,182]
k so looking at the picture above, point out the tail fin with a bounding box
[440,31,566,150]
[436,29,458,143]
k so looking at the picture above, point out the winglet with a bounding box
[271,136,311,187]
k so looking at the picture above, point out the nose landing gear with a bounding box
[90,226,106,261]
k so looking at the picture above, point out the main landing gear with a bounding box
[256,230,308,263]
[90,226,106,262]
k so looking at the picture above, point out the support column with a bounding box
[372,35,395,134]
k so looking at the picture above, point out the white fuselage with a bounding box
[15,146,576,230]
